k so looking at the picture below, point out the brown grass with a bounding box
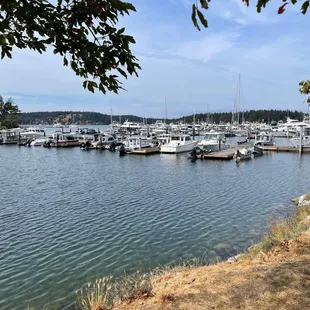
[77,203,310,310]
[111,204,310,310]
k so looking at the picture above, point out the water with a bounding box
[0,139,308,309]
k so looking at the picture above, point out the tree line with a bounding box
[19,109,305,126]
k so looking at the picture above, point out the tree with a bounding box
[0,96,20,128]
[0,0,140,94]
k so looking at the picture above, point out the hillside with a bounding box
[19,109,305,125]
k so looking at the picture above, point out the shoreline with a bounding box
[73,194,310,310]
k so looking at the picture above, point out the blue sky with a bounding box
[1,0,310,118]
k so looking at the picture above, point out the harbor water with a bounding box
[0,138,309,309]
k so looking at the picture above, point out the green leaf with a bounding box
[301,1,309,14]
[117,67,127,78]
[63,57,68,66]
[192,4,200,31]
[199,0,209,9]
[197,9,208,28]
[87,82,94,93]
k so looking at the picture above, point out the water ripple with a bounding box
[0,143,309,309]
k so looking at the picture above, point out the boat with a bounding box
[123,136,155,152]
[160,134,197,154]
[20,127,46,139]
[252,145,264,156]
[188,146,211,160]
[234,148,252,161]
[254,132,275,146]
[197,132,228,152]
[50,133,80,147]
[30,137,51,146]
[92,133,117,149]
[0,129,27,144]
[237,139,248,145]
[79,128,98,135]
[118,144,127,156]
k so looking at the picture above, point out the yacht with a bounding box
[21,127,46,139]
[254,132,275,146]
[160,134,197,154]
[197,132,228,152]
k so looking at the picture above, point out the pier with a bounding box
[202,143,254,160]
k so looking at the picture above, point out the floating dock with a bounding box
[203,143,254,160]
[263,146,310,153]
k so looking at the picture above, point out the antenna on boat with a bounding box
[110,105,113,131]
[165,96,167,125]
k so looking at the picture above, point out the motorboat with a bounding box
[197,132,228,152]
[254,132,275,146]
[30,137,51,146]
[160,134,197,154]
[234,148,252,161]
[0,129,27,144]
[50,133,80,147]
[252,145,264,157]
[92,133,116,149]
[20,127,46,139]
[123,136,155,152]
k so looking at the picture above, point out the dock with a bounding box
[203,143,254,160]
[263,146,310,153]
[128,147,160,155]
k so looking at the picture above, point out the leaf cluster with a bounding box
[0,0,141,94]
[299,80,310,103]
[192,1,310,30]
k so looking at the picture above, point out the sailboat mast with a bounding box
[238,73,241,124]
[110,105,113,131]
[165,96,167,125]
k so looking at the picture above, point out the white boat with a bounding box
[254,132,275,146]
[197,132,228,152]
[160,134,197,154]
[30,137,51,146]
[0,129,27,144]
[290,127,310,148]
[92,133,116,148]
[120,120,142,131]
[21,127,46,139]
[50,133,80,147]
[234,148,252,161]
[123,136,155,152]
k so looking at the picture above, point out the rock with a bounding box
[295,194,310,207]
[214,243,231,250]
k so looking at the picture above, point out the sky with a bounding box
[1,0,310,118]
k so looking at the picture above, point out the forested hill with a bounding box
[20,109,305,125]
[19,111,146,125]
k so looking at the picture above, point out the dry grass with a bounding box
[77,203,310,310]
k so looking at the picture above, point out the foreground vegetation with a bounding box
[74,195,310,310]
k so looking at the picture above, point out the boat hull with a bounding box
[160,142,197,154]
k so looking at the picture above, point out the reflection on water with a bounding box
[0,139,308,309]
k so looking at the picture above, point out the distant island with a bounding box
[19,109,305,125]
